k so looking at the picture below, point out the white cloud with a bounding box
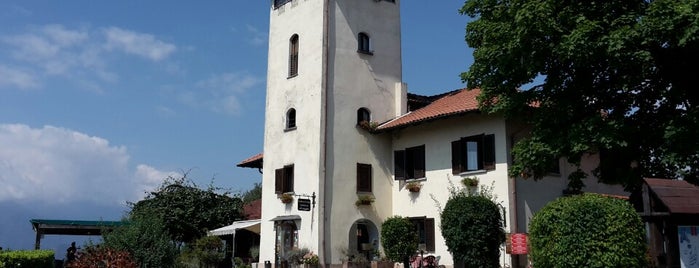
[0,124,173,205]
[104,27,176,61]
[0,24,176,91]
[0,65,40,89]
[184,72,262,115]
[245,25,267,46]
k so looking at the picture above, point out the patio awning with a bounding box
[208,219,261,236]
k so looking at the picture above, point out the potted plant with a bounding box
[280,193,294,204]
[358,121,379,132]
[302,251,319,268]
[461,176,479,187]
[355,194,375,206]
[405,181,422,193]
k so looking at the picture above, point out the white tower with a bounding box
[260,0,405,265]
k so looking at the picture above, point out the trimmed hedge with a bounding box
[529,194,647,267]
[381,216,418,264]
[441,193,504,268]
[0,249,54,268]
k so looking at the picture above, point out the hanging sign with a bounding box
[298,198,311,211]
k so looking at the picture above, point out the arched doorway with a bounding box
[348,219,379,261]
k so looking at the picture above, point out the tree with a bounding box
[381,216,418,268]
[441,193,504,268]
[528,194,647,267]
[101,212,178,268]
[461,0,699,189]
[129,173,244,245]
[242,182,262,204]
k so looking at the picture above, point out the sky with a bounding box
[0,1,473,254]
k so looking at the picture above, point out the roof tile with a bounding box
[378,88,481,131]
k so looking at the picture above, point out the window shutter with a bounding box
[451,140,463,175]
[394,150,405,180]
[284,165,294,192]
[275,168,284,194]
[357,163,372,192]
[413,145,425,179]
[483,134,495,170]
[425,218,435,252]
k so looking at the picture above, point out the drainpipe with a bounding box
[319,0,330,266]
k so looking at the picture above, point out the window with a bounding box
[289,34,299,77]
[451,134,495,174]
[274,0,292,9]
[275,164,294,194]
[394,145,425,180]
[409,217,435,252]
[357,163,372,192]
[286,108,296,129]
[357,108,370,125]
[357,32,372,55]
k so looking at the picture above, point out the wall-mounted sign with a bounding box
[298,198,311,211]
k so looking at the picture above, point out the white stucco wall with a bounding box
[261,0,326,263]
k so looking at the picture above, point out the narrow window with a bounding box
[286,108,296,129]
[451,134,496,174]
[357,108,371,125]
[357,32,372,55]
[275,164,295,193]
[394,145,425,180]
[409,217,435,252]
[357,163,372,192]
[289,34,299,77]
[274,0,292,9]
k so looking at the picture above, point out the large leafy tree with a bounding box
[130,173,244,245]
[381,216,418,268]
[461,0,699,189]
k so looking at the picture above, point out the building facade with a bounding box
[243,0,626,267]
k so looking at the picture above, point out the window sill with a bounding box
[457,170,488,176]
[287,74,298,79]
[406,178,427,183]
[284,127,297,132]
[357,50,374,56]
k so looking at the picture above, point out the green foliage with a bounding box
[529,194,647,267]
[67,246,138,268]
[0,250,54,268]
[130,173,244,244]
[355,194,375,206]
[102,213,178,268]
[380,216,418,263]
[177,236,224,268]
[461,0,699,188]
[440,193,504,268]
[242,182,262,204]
[283,247,309,265]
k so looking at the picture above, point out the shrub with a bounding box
[0,249,54,268]
[66,246,137,268]
[529,194,647,267]
[102,213,178,268]
[381,216,418,266]
[284,247,309,265]
[441,193,504,268]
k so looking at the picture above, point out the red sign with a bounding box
[509,233,528,255]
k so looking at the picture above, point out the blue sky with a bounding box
[0,1,473,253]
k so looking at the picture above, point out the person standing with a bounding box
[66,242,77,263]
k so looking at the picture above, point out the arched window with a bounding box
[357,107,371,125]
[289,34,299,77]
[286,108,296,129]
[358,32,372,54]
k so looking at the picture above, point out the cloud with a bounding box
[181,72,262,115]
[104,27,176,61]
[0,124,174,205]
[245,25,267,46]
[0,64,40,89]
[0,24,176,91]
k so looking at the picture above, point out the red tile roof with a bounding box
[237,153,263,169]
[645,178,699,214]
[377,88,481,131]
[243,199,261,220]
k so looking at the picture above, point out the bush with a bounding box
[529,194,647,267]
[102,213,178,268]
[440,193,504,268]
[0,250,54,268]
[66,246,138,268]
[381,216,418,265]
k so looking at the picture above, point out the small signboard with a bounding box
[506,233,528,255]
[298,198,311,211]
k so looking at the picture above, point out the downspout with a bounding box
[319,0,330,266]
